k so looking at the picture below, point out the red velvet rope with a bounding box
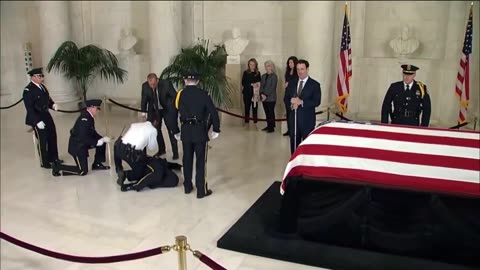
[0,232,168,264]
[216,107,327,122]
[107,98,327,122]
[194,251,227,270]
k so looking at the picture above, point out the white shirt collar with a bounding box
[32,81,43,90]
[87,109,94,118]
[404,81,414,89]
[298,76,309,84]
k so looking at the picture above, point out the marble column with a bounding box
[38,1,78,104]
[148,1,182,76]
[296,1,336,110]
[348,1,366,115]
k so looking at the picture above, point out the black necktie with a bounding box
[405,85,410,91]
[153,89,159,110]
[297,80,304,96]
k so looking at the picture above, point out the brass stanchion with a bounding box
[103,96,112,168]
[175,236,188,270]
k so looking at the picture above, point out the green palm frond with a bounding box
[46,41,128,100]
[160,38,232,109]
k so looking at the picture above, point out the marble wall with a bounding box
[0,1,41,103]
[1,1,479,128]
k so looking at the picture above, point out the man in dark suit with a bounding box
[141,73,179,159]
[22,67,63,168]
[284,60,321,155]
[381,64,431,127]
[52,99,110,176]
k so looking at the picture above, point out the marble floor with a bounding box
[0,105,325,270]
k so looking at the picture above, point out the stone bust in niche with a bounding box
[224,28,249,56]
[119,28,137,55]
[389,26,420,58]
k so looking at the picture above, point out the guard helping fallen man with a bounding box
[114,119,181,192]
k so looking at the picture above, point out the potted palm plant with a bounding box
[160,39,233,109]
[46,41,128,101]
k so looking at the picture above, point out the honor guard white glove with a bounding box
[36,121,46,129]
[52,104,59,111]
[97,138,105,146]
[211,132,219,140]
[102,136,111,143]
[174,133,181,141]
[141,112,147,118]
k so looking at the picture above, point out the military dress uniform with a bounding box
[52,99,110,176]
[173,72,220,198]
[381,64,431,127]
[22,68,62,168]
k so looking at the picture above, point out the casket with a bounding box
[278,121,480,267]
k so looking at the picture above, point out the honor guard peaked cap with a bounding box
[183,71,201,80]
[401,64,419,75]
[27,67,43,76]
[85,99,102,109]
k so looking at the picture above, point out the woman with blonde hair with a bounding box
[260,60,278,132]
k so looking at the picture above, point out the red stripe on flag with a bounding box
[292,144,480,171]
[310,123,480,134]
[307,126,480,148]
[456,87,462,96]
[285,166,480,197]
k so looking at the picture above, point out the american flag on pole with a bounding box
[280,122,480,197]
[336,3,352,114]
[455,4,473,124]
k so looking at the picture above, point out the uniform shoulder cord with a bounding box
[175,88,184,110]
[416,81,425,99]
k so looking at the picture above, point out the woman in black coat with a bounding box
[283,56,298,136]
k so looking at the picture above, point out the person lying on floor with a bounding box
[114,119,181,192]
[119,156,181,192]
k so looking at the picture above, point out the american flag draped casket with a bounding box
[280,121,480,197]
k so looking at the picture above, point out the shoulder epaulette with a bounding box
[81,118,88,121]
[24,88,29,91]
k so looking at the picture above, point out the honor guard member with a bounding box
[381,64,431,127]
[173,71,220,199]
[52,99,111,176]
[23,67,63,168]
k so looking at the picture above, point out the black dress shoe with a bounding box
[121,184,134,192]
[261,127,269,131]
[52,162,60,176]
[92,163,110,170]
[116,170,126,186]
[283,131,289,136]
[267,129,274,133]
[184,186,193,194]
[197,189,213,199]
[41,164,52,169]
[54,159,64,164]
